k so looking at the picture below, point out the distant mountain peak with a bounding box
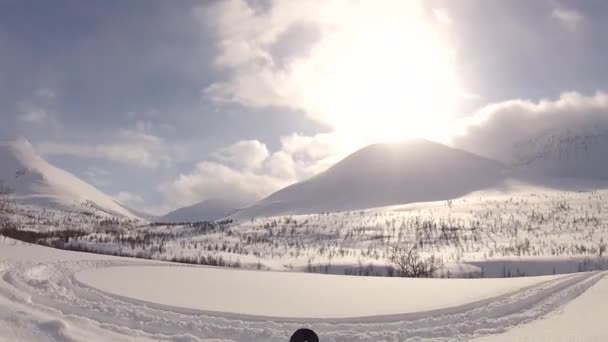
[161,197,249,223]
[512,127,608,179]
[0,139,145,220]
[232,140,506,219]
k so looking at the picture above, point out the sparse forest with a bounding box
[2,186,608,278]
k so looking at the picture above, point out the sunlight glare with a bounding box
[318,6,459,146]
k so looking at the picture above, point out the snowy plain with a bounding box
[76,265,564,318]
[1,237,606,342]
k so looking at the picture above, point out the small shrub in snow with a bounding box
[389,246,444,278]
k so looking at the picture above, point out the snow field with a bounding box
[0,238,606,341]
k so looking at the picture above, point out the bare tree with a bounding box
[389,246,444,278]
[0,180,15,230]
[0,180,12,210]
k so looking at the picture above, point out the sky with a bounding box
[2,0,608,215]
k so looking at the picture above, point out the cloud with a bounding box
[451,91,608,163]
[200,0,455,137]
[37,129,172,169]
[160,133,346,208]
[159,161,288,208]
[552,8,583,30]
[212,139,269,170]
[264,151,297,179]
[275,132,344,178]
[280,133,336,160]
[198,0,315,110]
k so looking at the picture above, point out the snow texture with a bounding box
[0,238,605,342]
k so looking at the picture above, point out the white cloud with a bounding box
[213,139,269,170]
[264,151,296,179]
[160,133,349,209]
[37,129,171,169]
[274,132,345,178]
[99,129,171,168]
[201,0,315,69]
[159,161,288,208]
[200,0,458,143]
[451,91,608,162]
[280,133,337,161]
[552,8,583,30]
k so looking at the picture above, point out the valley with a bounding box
[3,178,608,279]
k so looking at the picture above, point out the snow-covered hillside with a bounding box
[161,198,246,223]
[0,139,144,220]
[233,139,507,219]
[454,124,608,181]
[513,128,608,179]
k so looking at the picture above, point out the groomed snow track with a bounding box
[0,255,604,342]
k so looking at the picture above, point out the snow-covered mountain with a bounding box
[161,198,247,223]
[0,139,144,220]
[512,127,608,179]
[232,139,507,219]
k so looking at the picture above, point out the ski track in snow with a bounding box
[0,256,605,342]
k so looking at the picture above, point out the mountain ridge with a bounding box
[0,138,145,220]
[161,197,247,223]
[231,139,508,219]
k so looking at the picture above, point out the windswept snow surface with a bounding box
[1,237,606,342]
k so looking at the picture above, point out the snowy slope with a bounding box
[233,139,507,218]
[0,139,144,220]
[161,198,246,223]
[513,127,608,179]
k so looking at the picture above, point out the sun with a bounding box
[316,8,460,146]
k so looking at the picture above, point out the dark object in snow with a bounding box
[290,328,319,342]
